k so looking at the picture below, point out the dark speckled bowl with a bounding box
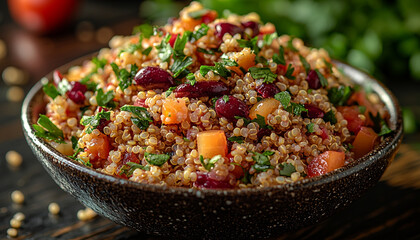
[22,55,403,239]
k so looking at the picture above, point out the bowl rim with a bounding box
[21,53,404,196]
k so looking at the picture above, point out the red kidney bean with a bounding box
[173,81,229,98]
[215,95,249,121]
[256,83,280,98]
[303,104,325,119]
[134,66,174,91]
[307,70,321,89]
[215,23,243,39]
[241,21,259,37]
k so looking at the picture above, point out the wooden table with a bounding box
[1,1,420,239]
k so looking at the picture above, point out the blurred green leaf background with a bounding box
[139,0,420,134]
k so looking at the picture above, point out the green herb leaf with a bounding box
[201,155,222,171]
[328,86,353,106]
[186,73,196,85]
[369,112,392,136]
[228,136,244,143]
[284,64,295,80]
[324,59,333,73]
[222,95,229,103]
[287,38,298,52]
[165,86,177,97]
[80,73,98,91]
[237,36,260,54]
[232,162,252,184]
[57,79,72,95]
[173,33,188,57]
[315,69,328,87]
[190,24,209,42]
[144,152,170,166]
[96,89,117,108]
[274,91,291,109]
[358,106,366,114]
[188,9,209,19]
[43,82,61,99]
[142,46,153,56]
[33,114,65,143]
[252,151,274,172]
[80,110,111,134]
[263,32,278,46]
[92,57,107,72]
[119,162,150,177]
[279,163,296,177]
[132,23,154,38]
[285,103,308,116]
[249,67,277,83]
[197,47,214,55]
[299,55,311,74]
[171,56,193,78]
[273,46,286,66]
[120,105,153,130]
[306,123,315,133]
[74,158,92,167]
[156,34,173,62]
[323,110,337,124]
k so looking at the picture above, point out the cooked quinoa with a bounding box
[34,2,390,189]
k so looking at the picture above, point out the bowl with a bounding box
[21,54,403,239]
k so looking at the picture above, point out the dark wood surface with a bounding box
[1,1,420,239]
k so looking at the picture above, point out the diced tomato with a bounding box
[352,126,379,159]
[337,106,365,134]
[134,98,147,108]
[227,154,244,179]
[307,151,345,177]
[85,132,110,168]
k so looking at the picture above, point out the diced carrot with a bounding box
[337,106,365,134]
[352,126,379,159]
[227,49,256,75]
[181,16,202,31]
[307,151,345,177]
[161,98,188,124]
[197,130,227,159]
[249,98,280,122]
[85,132,110,168]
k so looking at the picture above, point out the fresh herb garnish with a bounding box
[96,88,117,108]
[80,110,111,134]
[32,114,65,143]
[358,105,366,114]
[190,24,209,42]
[252,151,274,172]
[57,78,72,95]
[120,105,153,130]
[222,95,229,103]
[111,62,138,90]
[306,123,315,133]
[323,110,337,124]
[92,57,107,72]
[284,64,295,80]
[263,32,278,46]
[80,73,98,91]
[237,36,260,54]
[197,47,215,55]
[165,86,177,97]
[144,152,170,166]
[272,46,286,66]
[249,67,277,83]
[200,155,222,171]
[279,163,296,177]
[232,162,252,184]
[132,23,154,37]
[287,38,298,52]
[156,34,172,62]
[186,73,196,85]
[328,86,353,106]
[324,59,333,73]
[119,162,150,177]
[188,9,209,19]
[142,46,153,56]
[274,91,308,116]
[234,115,273,130]
[200,60,237,78]
[299,55,311,74]
[74,158,92,167]
[315,69,328,87]
[274,91,291,109]
[228,136,244,143]
[43,82,61,99]
[171,56,193,78]
[369,112,392,136]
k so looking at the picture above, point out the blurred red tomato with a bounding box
[8,0,79,34]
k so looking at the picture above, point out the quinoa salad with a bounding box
[33,2,392,189]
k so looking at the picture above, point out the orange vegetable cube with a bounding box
[307,151,345,177]
[161,98,188,124]
[227,48,256,75]
[352,126,379,159]
[249,98,280,122]
[197,130,227,159]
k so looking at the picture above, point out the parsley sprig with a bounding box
[370,112,392,136]
[96,88,117,108]
[252,151,274,172]
[144,152,170,166]
[80,109,111,134]
[120,105,153,130]
[33,114,65,143]
[119,162,150,177]
[279,163,297,176]
[274,91,308,116]
[200,155,222,171]
[328,86,353,106]
[111,63,138,91]
[249,67,277,83]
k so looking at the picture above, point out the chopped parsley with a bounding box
[234,115,273,130]
[165,86,177,97]
[274,91,307,116]
[284,64,295,80]
[80,73,98,91]
[156,34,172,62]
[299,55,311,74]
[91,57,107,72]
[358,106,367,114]
[252,151,274,172]
[249,67,277,83]
[232,163,252,184]
[237,36,260,54]
[272,46,286,66]
[173,33,188,57]
[328,86,353,106]
[315,69,328,87]
[171,56,193,78]
[43,82,61,99]
[188,9,209,19]
[189,24,209,42]
[306,123,315,133]
[197,47,215,55]
[111,62,138,90]
[132,23,154,37]
[80,110,111,134]
[119,162,150,177]
[279,163,296,177]
[324,59,333,73]
[274,91,291,108]
[96,88,117,108]
[287,38,298,52]
[369,112,392,136]
[144,152,170,166]
[200,155,222,171]
[57,78,72,95]
[69,136,83,160]
[323,110,337,124]
[200,60,236,78]
[222,95,230,103]
[228,136,244,143]
[186,73,196,85]
[120,105,153,130]
[75,158,92,167]
[33,114,65,143]
[142,46,153,56]
[263,32,278,46]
